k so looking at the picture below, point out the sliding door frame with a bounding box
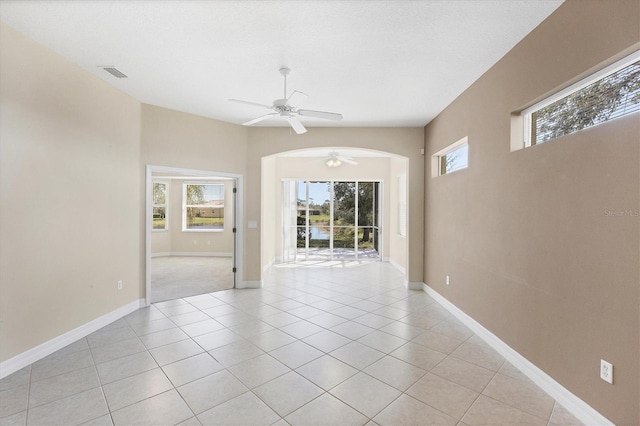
[283,179,383,262]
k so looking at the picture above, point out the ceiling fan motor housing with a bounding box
[273,98,295,115]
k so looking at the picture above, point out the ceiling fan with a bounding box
[326,151,358,168]
[229,67,343,134]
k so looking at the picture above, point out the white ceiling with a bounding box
[277,147,390,158]
[0,0,563,129]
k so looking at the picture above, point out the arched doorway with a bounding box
[261,147,409,277]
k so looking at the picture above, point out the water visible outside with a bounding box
[309,225,330,240]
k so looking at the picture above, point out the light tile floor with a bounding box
[0,262,583,426]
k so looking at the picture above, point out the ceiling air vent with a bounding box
[100,66,128,79]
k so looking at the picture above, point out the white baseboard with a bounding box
[151,252,172,258]
[407,281,423,290]
[422,284,613,426]
[0,299,145,380]
[262,258,276,274]
[386,257,411,289]
[238,280,262,289]
[152,252,232,258]
[387,257,407,275]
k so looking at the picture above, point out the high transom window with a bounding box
[523,52,639,146]
[431,136,469,177]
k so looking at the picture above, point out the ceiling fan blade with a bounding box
[338,156,358,165]
[297,109,343,121]
[229,99,273,110]
[288,116,307,134]
[243,113,277,126]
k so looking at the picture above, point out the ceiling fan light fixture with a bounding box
[326,157,342,168]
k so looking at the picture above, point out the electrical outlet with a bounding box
[117,280,123,290]
[446,275,450,285]
[600,359,613,384]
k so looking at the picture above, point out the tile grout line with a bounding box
[88,340,110,425]
[25,363,32,426]
[455,358,503,424]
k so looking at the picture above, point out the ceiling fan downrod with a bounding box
[279,67,291,100]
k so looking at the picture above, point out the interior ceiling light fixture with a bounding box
[229,67,343,135]
[326,151,357,168]
[326,157,342,168]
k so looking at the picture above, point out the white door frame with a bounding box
[145,165,244,306]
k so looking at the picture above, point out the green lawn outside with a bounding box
[302,214,358,227]
[298,228,376,249]
[187,217,224,227]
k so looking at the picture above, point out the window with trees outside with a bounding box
[431,136,468,177]
[183,183,225,231]
[282,180,381,261]
[152,182,168,230]
[524,52,639,146]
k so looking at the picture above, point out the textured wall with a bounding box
[423,1,639,423]
[0,24,142,361]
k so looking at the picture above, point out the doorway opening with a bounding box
[145,165,243,305]
[283,180,381,262]
[261,147,409,282]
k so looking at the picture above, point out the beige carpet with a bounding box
[151,256,233,303]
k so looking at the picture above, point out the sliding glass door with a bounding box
[357,181,379,258]
[283,180,381,261]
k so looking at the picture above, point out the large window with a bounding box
[285,180,381,261]
[523,52,639,146]
[183,183,225,231]
[152,181,168,230]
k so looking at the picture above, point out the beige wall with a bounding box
[260,157,277,273]
[0,24,142,361]
[423,1,639,424]
[247,128,424,283]
[151,179,234,255]
[389,156,409,274]
[140,104,249,174]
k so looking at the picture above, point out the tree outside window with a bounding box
[183,184,225,231]
[152,182,167,230]
[531,60,640,145]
